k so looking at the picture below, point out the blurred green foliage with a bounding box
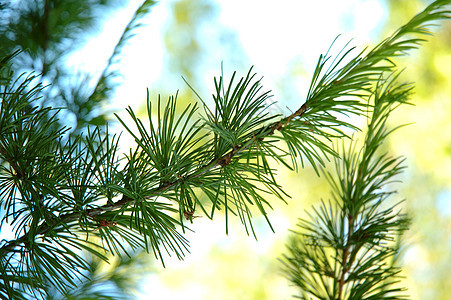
[0,0,157,134]
[384,1,451,299]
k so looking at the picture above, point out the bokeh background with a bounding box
[2,0,451,299]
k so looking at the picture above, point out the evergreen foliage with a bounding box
[0,0,450,299]
[0,0,157,298]
[0,0,155,132]
[280,72,412,299]
[280,1,451,299]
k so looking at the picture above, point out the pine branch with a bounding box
[2,0,448,262]
[1,0,450,298]
[9,0,448,229]
[280,73,412,300]
[280,1,451,298]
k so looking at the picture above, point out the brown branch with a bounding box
[0,102,310,254]
[338,214,354,300]
[216,102,309,167]
[338,165,364,299]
